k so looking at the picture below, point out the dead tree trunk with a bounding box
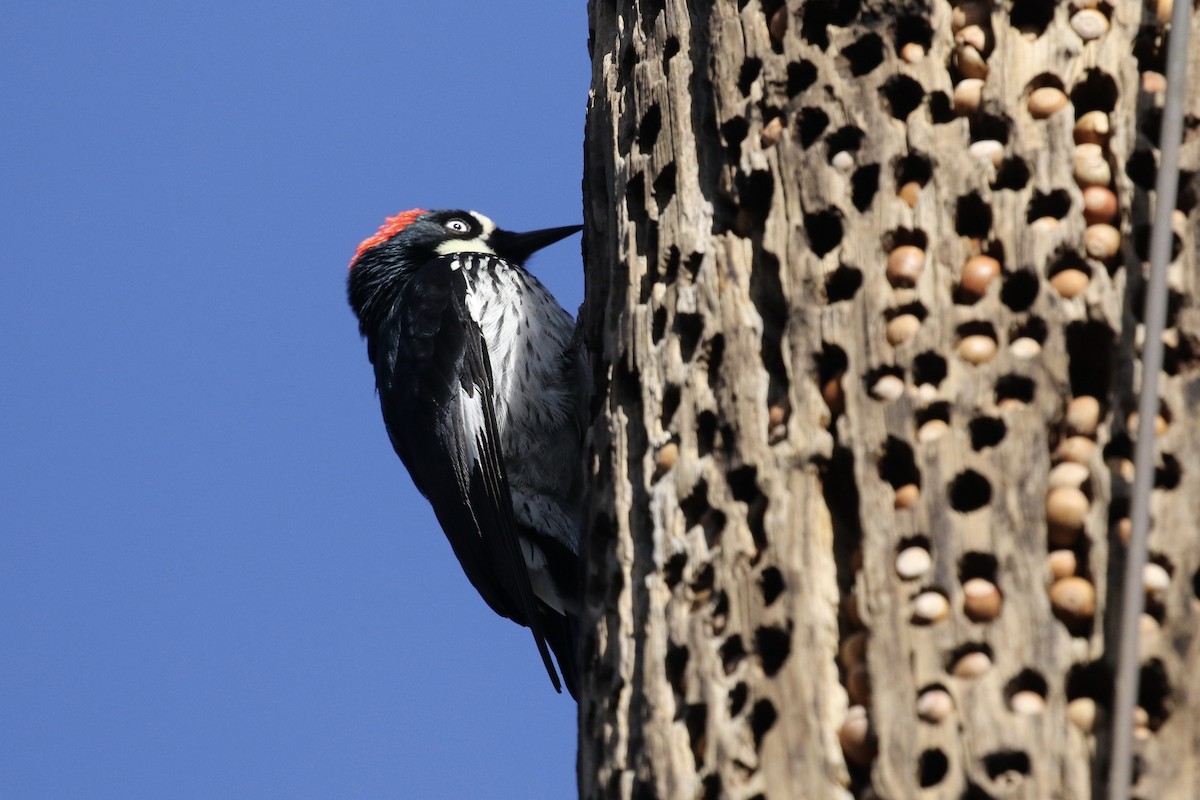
[578,0,1200,798]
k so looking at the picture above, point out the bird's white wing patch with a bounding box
[458,384,486,480]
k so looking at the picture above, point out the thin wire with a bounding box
[1106,3,1192,797]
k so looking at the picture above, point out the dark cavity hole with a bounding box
[675,312,704,362]
[1000,270,1039,311]
[729,682,749,716]
[663,37,680,72]
[720,634,747,675]
[760,567,784,606]
[919,749,950,787]
[751,698,778,748]
[797,107,829,148]
[827,125,865,157]
[756,626,791,676]
[653,161,677,209]
[666,642,689,694]
[697,410,717,456]
[916,402,950,427]
[738,59,762,97]
[896,15,933,53]
[1004,669,1049,701]
[685,703,707,765]
[1071,69,1119,115]
[956,192,993,238]
[970,113,1011,144]
[664,552,687,589]
[625,172,647,222]
[929,91,955,124]
[882,75,924,120]
[949,470,992,512]
[843,33,884,76]
[679,478,708,529]
[1010,0,1053,35]
[638,104,662,152]
[883,226,928,251]
[995,375,1035,405]
[804,209,843,256]
[969,417,1006,450]
[879,437,920,490]
[825,264,863,302]
[1027,189,1071,222]
[817,342,848,385]
[719,116,749,162]
[992,157,1031,190]
[959,552,998,581]
[851,164,880,212]
[913,351,947,387]
[786,60,817,97]
[984,751,1031,780]
[1066,321,1113,399]
[1156,454,1181,490]
[1127,150,1157,190]
[1066,661,1111,701]
[895,152,932,186]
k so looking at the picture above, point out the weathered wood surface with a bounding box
[578,1,1200,798]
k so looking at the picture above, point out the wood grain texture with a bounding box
[578,1,1200,797]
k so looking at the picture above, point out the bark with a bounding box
[578,1,1200,799]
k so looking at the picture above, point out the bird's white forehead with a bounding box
[469,211,497,235]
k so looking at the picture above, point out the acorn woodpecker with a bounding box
[347,208,585,698]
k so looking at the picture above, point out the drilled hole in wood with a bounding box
[969,417,1006,450]
[883,228,929,259]
[801,0,862,49]
[676,312,704,362]
[653,161,677,209]
[970,113,1011,144]
[1127,150,1157,189]
[956,192,993,238]
[719,116,749,162]
[1000,270,1039,311]
[843,33,884,76]
[992,157,1031,190]
[721,634,746,675]
[984,750,1031,781]
[919,749,950,787]
[756,625,791,676]
[1004,669,1049,704]
[729,682,748,716]
[663,36,680,72]
[895,153,932,187]
[666,641,689,693]
[786,60,817,96]
[1071,69,1118,115]
[701,776,721,800]
[1027,189,1071,222]
[664,552,687,590]
[929,91,955,123]
[1066,321,1113,398]
[638,104,662,152]
[879,437,921,490]
[827,126,865,160]
[804,209,843,256]
[625,172,647,223]
[1066,661,1110,701]
[947,642,993,671]
[896,15,933,53]
[1011,0,1053,35]
[912,352,947,389]
[651,305,667,342]
[826,264,863,302]
[760,567,784,606]
[685,703,707,765]
[697,410,717,456]
[995,374,1035,406]
[1157,454,1181,490]
[737,58,762,96]
[796,106,829,148]
[881,74,924,120]
[1133,223,1185,264]
[950,470,992,512]
[851,164,880,212]
[751,698,778,749]
[706,334,725,396]
[917,402,950,427]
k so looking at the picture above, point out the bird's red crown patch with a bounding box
[350,208,428,268]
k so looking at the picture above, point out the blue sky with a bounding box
[2,3,589,797]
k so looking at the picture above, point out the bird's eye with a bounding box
[445,219,471,234]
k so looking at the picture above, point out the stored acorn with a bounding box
[952,650,992,678]
[1065,395,1101,436]
[1084,224,1121,260]
[969,139,1005,168]
[887,245,926,287]
[1010,690,1046,715]
[886,313,922,346]
[894,483,921,510]
[916,687,955,723]
[953,78,985,114]
[962,577,1003,621]
[960,254,1000,299]
[896,546,933,579]
[912,591,950,624]
[1082,186,1118,224]
[958,334,998,365]
[1073,144,1111,187]
[1050,575,1096,621]
[1046,486,1090,545]
[1070,8,1110,40]
[1028,86,1068,118]
[839,706,877,765]
[1050,268,1090,298]
[1073,111,1111,145]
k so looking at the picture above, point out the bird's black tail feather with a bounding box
[542,607,581,701]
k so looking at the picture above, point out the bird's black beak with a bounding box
[491,224,582,263]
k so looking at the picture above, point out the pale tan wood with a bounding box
[579,1,1200,798]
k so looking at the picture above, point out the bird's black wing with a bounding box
[373,256,562,693]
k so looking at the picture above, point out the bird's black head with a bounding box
[347,208,580,330]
